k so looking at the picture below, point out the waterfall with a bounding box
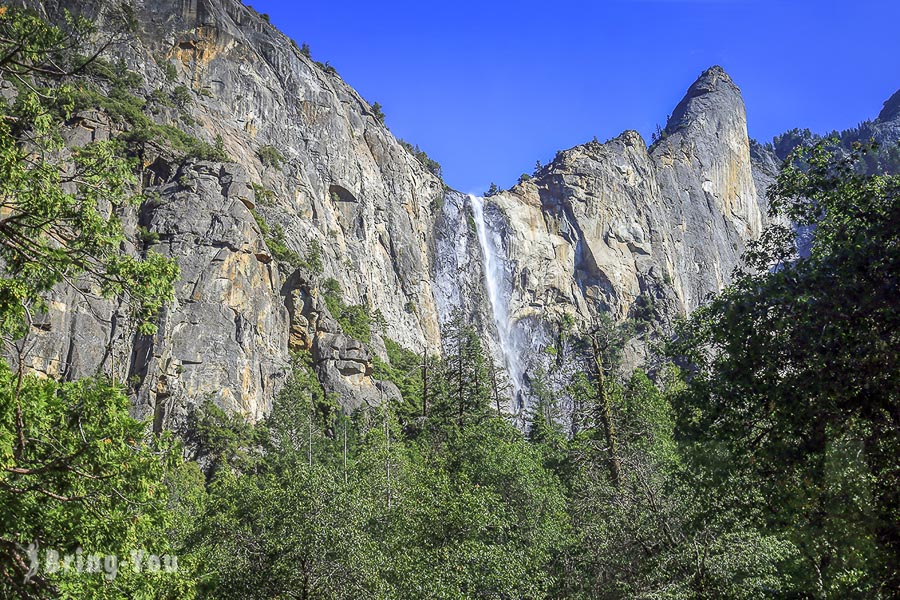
[468,194,524,410]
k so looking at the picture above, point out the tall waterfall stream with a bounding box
[468,195,524,412]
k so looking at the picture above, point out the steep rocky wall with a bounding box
[20,0,445,427]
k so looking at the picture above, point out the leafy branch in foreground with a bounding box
[0,8,185,597]
[0,7,179,338]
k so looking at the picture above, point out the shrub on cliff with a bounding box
[257,144,284,169]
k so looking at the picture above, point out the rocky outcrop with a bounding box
[872,90,900,149]
[877,89,900,129]
[286,276,400,410]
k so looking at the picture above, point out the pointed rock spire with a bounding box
[665,65,746,137]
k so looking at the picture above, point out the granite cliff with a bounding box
[25,0,446,429]
[15,0,890,427]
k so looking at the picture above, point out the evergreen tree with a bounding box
[0,7,178,340]
[187,357,385,599]
[0,364,192,597]
[428,310,493,432]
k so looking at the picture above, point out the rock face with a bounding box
[285,275,401,411]
[432,67,768,403]
[23,0,444,427]
[21,0,886,423]
[872,90,900,149]
[136,161,289,424]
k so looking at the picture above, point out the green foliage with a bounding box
[321,278,371,343]
[187,355,377,599]
[518,172,532,184]
[61,36,226,166]
[208,135,228,161]
[171,84,192,110]
[79,56,143,89]
[256,144,284,169]
[559,366,796,599]
[590,311,633,373]
[769,127,817,161]
[371,308,388,330]
[3,9,894,600]
[373,337,424,419]
[465,212,477,233]
[137,224,160,245]
[314,60,338,76]
[670,140,900,594]
[194,461,381,599]
[148,87,174,109]
[0,361,190,597]
[181,340,569,599]
[248,207,269,236]
[265,223,302,268]
[249,181,275,206]
[484,181,501,197]
[426,310,495,431]
[650,122,668,146]
[768,126,900,174]
[399,139,442,178]
[154,53,178,82]
[187,399,261,478]
[299,42,311,58]
[340,306,372,343]
[250,208,323,274]
[133,128,228,162]
[630,290,660,334]
[369,100,385,123]
[525,368,568,475]
[68,79,228,162]
[66,78,133,120]
[0,11,188,593]
[385,418,569,599]
[303,239,324,274]
[0,7,179,338]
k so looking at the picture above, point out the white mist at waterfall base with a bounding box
[468,194,525,411]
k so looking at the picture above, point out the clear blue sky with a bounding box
[251,0,900,193]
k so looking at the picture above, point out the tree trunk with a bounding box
[457,333,465,426]
[592,337,622,487]
[490,363,502,415]
[421,347,429,417]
